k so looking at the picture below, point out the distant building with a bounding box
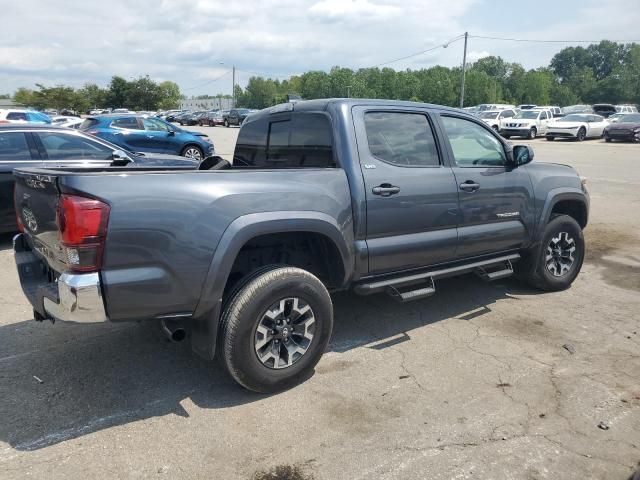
[0,99,24,109]
[180,98,233,110]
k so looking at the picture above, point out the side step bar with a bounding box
[354,254,520,302]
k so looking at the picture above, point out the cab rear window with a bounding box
[234,113,335,168]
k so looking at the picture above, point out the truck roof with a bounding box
[248,98,464,121]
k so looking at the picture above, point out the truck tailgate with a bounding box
[13,170,67,273]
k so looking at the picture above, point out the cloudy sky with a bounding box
[1,0,639,96]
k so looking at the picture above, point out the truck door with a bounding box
[353,106,460,275]
[437,113,534,259]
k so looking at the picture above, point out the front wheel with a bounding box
[219,267,333,393]
[516,215,584,291]
[576,127,586,142]
[604,132,612,143]
[546,136,555,141]
[528,127,537,140]
[224,119,229,127]
[181,145,203,160]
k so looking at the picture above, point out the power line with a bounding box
[365,34,466,69]
[470,35,640,44]
[182,69,231,91]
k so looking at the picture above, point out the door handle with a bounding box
[459,181,480,192]
[372,184,400,196]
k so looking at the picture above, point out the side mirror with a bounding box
[112,149,128,160]
[168,130,176,136]
[511,145,534,166]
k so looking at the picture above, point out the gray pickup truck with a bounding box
[13,99,589,392]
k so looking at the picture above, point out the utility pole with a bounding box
[346,85,351,98]
[232,65,236,108]
[459,31,468,109]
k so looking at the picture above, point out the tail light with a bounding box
[13,185,24,232]
[57,195,110,272]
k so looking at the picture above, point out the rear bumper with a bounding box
[14,233,108,323]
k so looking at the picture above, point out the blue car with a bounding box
[80,114,214,160]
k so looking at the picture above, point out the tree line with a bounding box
[12,76,182,112]
[7,40,639,112]
[234,41,640,109]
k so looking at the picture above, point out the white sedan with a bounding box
[545,114,607,141]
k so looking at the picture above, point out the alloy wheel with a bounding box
[254,297,316,369]
[183,147,202,160]
[545,232,576,277]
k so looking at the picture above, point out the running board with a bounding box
[354,254,520,296]
[386,278,436,303]
[475,260,514,282]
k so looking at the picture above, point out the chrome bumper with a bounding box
[43,272,108,323]
[14,233,108,323]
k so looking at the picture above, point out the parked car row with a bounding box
[473,104,639,142]
[0,124,200,233]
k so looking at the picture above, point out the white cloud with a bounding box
[467,50,491,63]
[0,0,638,96]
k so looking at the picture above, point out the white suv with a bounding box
[0,109,51,124]
[500,109,553,139]
[477,109,517,131]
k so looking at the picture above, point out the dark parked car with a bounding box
[0,124,199,233]
[80,114,214,160]
[165,111,187,122]
[178,111,206,126]
[592,104,617,118]
[13,99,589,393]
[603,113,640,142]
[224,108,252,127]
[198,110,222,126]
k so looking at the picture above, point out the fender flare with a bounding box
[534,188,588,243]
[190,211,353,360]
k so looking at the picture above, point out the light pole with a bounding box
[346,85,352,98]
[219,62,235,108]
[459,31,468,109]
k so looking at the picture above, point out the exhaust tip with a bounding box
[161,319,187,343]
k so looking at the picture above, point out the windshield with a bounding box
[619,113,640,122]
[514,111,540,119]
[478,112,499,119]
[559,114,590,122]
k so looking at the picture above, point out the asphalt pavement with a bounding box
[0,129,638,479]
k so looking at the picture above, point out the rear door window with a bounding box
[234,113,335,168]
[6,112,27,121]
[0,132,33,160]
[35,132,115,160]
[363,112,439,167]
[111,117,142,130]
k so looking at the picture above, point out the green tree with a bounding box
[106,76,129,108]
[157,81,181,110]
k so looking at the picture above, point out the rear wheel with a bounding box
[219,267,333,393]
[576,127,586,142]
[517,215,584,291]
[224,119,229,127]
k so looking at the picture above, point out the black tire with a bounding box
[576,127,586,142]
[219,266,333,393]
[528,127,537,140]
[492,125,499,132]
[546,136,555,141]
[224,119,229,127]
[604,133,612,143]
[517,215,585,291]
